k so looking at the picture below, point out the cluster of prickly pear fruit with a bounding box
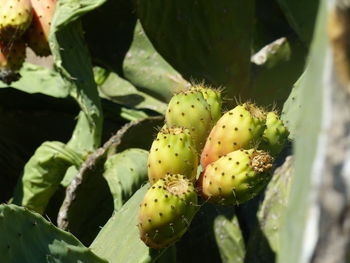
[138,84,289,249]
[201,103,267,169]
[0,0,56,83]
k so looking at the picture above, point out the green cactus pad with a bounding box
[103,148,149,211]
[13,141,82,214]
[137,0,254,97]
[201,103,266,169]
[214,215,245,263]
[0,204,107,263]
[198,149,273,205]
[165,90,213,151]
[123,21,188,102]
[138,174,198,249]
[148,127,198,184]
[190,85,222,123]
[259,111,290,156]
[0,0,33,41]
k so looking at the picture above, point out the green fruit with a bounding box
[198,149,273,205]
[165,90,213,151]
[190,85,222,122]
[259,111,289,156]
[138,174,198,249]
[201,103,266,169]
[0,0,33,41]
[148,127,198,184]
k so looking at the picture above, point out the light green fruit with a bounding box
[165,90,213,151]
[190,85,222,122]
[199,149,273,205]
[138,174,198,249]
[259,111,289,156]
[148,127,198,185]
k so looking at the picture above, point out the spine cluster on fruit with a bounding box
[0,0,56,84]
[138,84,289,249]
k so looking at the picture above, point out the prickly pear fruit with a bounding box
[198,149,273,205]
[201,103,266,169]
[259,112,289,157]
[190,85,222,122]
[138,174,198,249]
[165,90,213,151]
[0,39,26,84]
[148,127,198,185]
[0,0,33,41]
[25,0,56,56]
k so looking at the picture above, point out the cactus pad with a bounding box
[0,204,107,263]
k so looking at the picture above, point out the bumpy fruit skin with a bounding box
[165,90,213,152]
[0,0,33,41]
[198,149,273,205]
[190,85,222,122]
[138,174,198,249]
[148,127,198,185]
[0,40,26,83]
[25,0,56,56]
[259,112,289,157]
[201,103,266,169]
[0,40,26,71]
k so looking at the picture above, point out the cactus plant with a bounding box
[0,0,346,262]
[0,204,107,262]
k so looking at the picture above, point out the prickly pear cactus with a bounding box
[0,0,33,41]
[201,103,266,169]
[259,111,290,157]
[137,0,254,98]
[190,85,222,122]
[148,127,198,184]
[13,141,82,214]
[0,204,107,263]
[165,90,213,151]
[214,215,245,263]
[138,174,198,249]
[103,148,149,211]
[198,149,273,205]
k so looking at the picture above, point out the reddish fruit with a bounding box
[25,0,56,56]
